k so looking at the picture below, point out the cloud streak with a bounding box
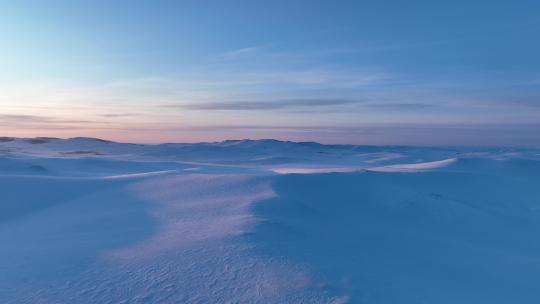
[0,114,102,125]
[165,98,365,111]
[219,43,275,58]
[363,103,436,110]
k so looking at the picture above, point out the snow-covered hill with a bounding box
[1,137,540,303]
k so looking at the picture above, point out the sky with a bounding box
[1,0,539,146]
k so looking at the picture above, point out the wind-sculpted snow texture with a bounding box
[1,137,540,303]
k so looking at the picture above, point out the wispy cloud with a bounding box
[512,99,540,108]
[165,98,365,111]
[364,103,436,110]
[219,43,275,58]
[0,114,101,125]
[168,69,390,88]
[99,113,140,118]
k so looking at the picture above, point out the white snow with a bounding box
[270,167,360,174]
[368,158,457,172]
[1,137,540,303]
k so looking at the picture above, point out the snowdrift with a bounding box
[251,159,540,303]
[1,137,539,303]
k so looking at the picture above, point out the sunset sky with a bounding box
[1,0,539,145]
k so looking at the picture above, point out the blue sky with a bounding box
[1,0,539,145]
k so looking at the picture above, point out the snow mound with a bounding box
[369,158,457,172]
[271,167,360,174]
[1,138,540,303]
[251,158,540,303]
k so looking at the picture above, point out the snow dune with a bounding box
[0,174,156,302]
[1,137,540,303]
[251,164,540,303]
[368,158,457,172]
[271,167,360,174]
